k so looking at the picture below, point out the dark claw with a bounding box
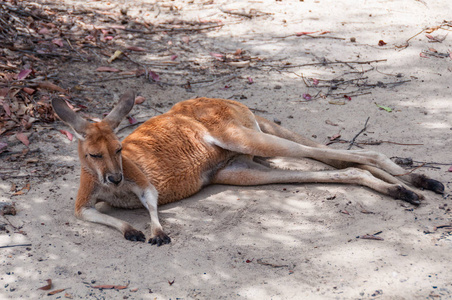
[413,175,445,194]
[148,232,171,246]
[390,186,421,205]
[124,229,146,242]
[424,179,445,194]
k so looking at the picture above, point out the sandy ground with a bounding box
[1,0,452,299]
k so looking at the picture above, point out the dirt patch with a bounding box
[1,0,451,299]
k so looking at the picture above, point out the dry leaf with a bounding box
[16,132,30,147]
[23,87,35,95]
[210,52,224,60]
[13,183,31,196]
[128,116,138,125]
[247,77,253,84]
[302,94,312,101]
[448,166,452,172]
[325,120,338,126]
[18,69,32,80]
[48,289,65,295]
[126,46,147,52]
[2,101,11,116]
[108,50,123,63]
[134,96,145,104]
[38,81,66,93]
[59,130,73,141]
[52,39,64,47]
[295,31,317,36]
[181,36,190,44]
[64,292,73,299]
[170,55,178,61]
[38,279,52,290]
[96,67,121,72]
[419,52,429,58]
[92,284,128,290]
[359,234,384,241]
[378,40,387,46]
[227,61,250,68]
[149,71,160,82]
[329,133,341,141]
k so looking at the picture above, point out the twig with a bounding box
[393,163,426,177]
[256,259,289,268]
[0,243,32,249]
[348,117,370,150]
[281,59,387,69]
[82,75,138,85]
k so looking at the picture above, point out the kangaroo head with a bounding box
[52,92,135,186]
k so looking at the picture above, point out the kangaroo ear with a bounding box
[104,91,135,130]
[52,98,89,140]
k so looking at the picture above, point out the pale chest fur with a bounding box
[91,181,143,209]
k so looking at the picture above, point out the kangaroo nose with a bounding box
[107,173,123,185]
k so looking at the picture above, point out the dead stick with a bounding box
[281,59,387,68]
[393,163,426,177]
[0,244,32,249]
[348,117,370,150]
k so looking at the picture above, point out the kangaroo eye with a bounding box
[89,153,103,158]
[116,148,122,154]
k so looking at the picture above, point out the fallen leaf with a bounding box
[96,67,121,72]
[37,81,66,93]
[52,39,64,47]
[127,46,146,52]
[234,48,242,56]
[419,52,429,58]
[168,280,175,286]
[358,234,384,241]
[295,31,317,36]
[16,132,30,147]
[378,40,387,46]
[170,55,178,61]
[134,96,145,104]
[18,69,32,80]
[210,52,224,60]
[344,95,352,101]
[48,289,65,296]
[149,71,160,82]
[38,279,52,290]
[429,48,438,53]
[128,116,138,125]
[340,210,350,215]
[130,288,139,292]
[312,79,319,86]
[2,101,11,116]
[13,183,31,196]
[375,103,392,112]
[227,61,250,68]
[0,142,8,152]
[247,77,253,84]
[245,259,253,263]
[302,93,312,101]
[23,87,35,95]
[59,130,73,141]
[92,284,129,290]
[325,120,338,126]
[108,50,123,63]
[38,27,50,35]
[329,133,341,141]
[64,292,73,299]
[181,36,190,44]
[425,34,435,40]
[448,166,452,172]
